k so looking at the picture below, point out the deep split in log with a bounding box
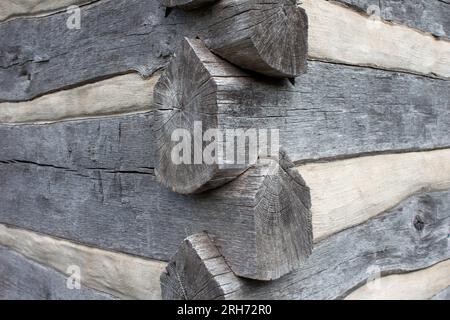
[199,0,308,77]
[161,0,218,11]
[154,37,293,194]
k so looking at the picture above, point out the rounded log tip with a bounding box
[161,0,218,11]
[160,233,235,300]
[204,0,309,78]
[153,38,249,194]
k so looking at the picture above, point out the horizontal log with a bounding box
[298,149,450,241]
[303,0,450,78]
[334,0,450,38]
[161,190,450,299]
[0,245,115,300]
[345,259,450,300]
[0,73,158,124]
[1,0,449,102]
[154,38,450,193]
[0,224,165,299]
[0,147,312,280]
[0,0,91,22]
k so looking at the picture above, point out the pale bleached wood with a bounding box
[302,0,450,78]
[345,260,450,300]
[0,0,92,22]
[0,246,116,300]
[1,0,449,102]
[0,73,158,124]
[297,149,450,241]
[161,190,450,299]
[0,224,166,300]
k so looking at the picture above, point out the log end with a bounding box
[210,151,313,280]
[205,0,309,78]
[160,233,240,300]
[153,38,250,194]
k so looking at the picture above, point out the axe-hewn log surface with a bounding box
[161,190,450,299]
[161,0,217,10]
[2,0,448,102]
[0,246,116,300]
[0,113,313,280]
[334,0,450,38]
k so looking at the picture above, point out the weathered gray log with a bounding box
[154,38,291,193]
[155,37,450,193]
[0,116,312,280]
[335,0,450,38]
[0,0,447,102]
[0,246,116,300]
[198,0,308,77]
[161,190,450,299]
[161,0,217,10]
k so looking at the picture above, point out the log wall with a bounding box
[0,0,449,299]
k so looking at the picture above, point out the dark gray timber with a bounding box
[335,0,450,38]
[161,190,450,299]
[431,286,450,300]
[0,246,115,300]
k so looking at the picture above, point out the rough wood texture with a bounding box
[334,0,450,38]
[199,0,308,77]
[0,0,92,22]
[161,0,217,10]
[155,39,450,193]
[155,38,292,193]
[303,0,450,78]
[160,190,450,299]
[0,246,115,300]
[0,224,166,300]
[0,73,158,124]
[2,0,447,102]
[161,233,239,300]
[0,113,312,280]
[298,149,450,241]
[345,259,450,300]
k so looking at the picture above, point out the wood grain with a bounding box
[298,149,450,241]
[303,0,450,78]
[0,246,116,300]
[1,0,449,102]
[0,73,158,124]
[334,0,450,38]
[161,190,450,299]
[0,224,165,300]
[345,259,450,300]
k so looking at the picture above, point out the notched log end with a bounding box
[205,0,309,78]
[252,152,312,280]
[160,233,239,300]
